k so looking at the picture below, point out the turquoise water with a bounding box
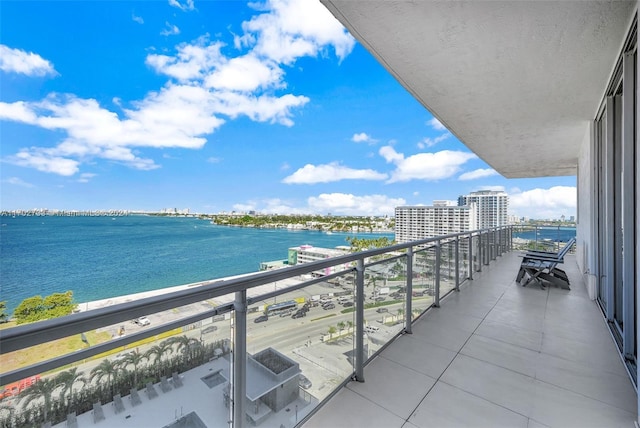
[0,215,393,312]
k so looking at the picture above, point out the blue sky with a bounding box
[0,0,576,219]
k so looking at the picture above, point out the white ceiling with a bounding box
[321,1,635,178]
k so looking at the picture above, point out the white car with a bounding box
[134,316,151,326]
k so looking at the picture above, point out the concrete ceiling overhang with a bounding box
[321,1,635,178]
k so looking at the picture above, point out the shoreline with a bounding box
[78,270,304,312]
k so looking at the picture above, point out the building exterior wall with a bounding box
[577,122,597,299]
[394,205,475,244]
[458,191,508,229]
[288,245,350,276]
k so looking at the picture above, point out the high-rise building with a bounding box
[394,203,477,244]
[457,190,508,229]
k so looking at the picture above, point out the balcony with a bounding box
[1,227,634,428]
[304,253,637,428]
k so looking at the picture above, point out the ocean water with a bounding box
[0,215,393,312]
[512,226,576,242]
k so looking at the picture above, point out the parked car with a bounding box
[133,316,151,326]
[292,310,306,319]
[254,315,269,323]
[322,303,336,310]
[202,325,218,334]
[365,325,380,333]
[376,307,388,313]
[375,296,386,302]
[342,301,354,307]
[299,374,312,389]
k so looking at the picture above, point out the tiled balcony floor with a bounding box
[304,252,638,428]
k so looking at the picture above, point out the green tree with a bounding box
[0,301,8,323]
[90,359,119,397]
[118,350,146,389]
[55,367,86,412]
[13,291,75,324]
[19,378,58,423]
[328,326,337,335]
[43,291,75,318]
[167,336,199,364]
[144,341,174,376]
[13,295,45,324]
[337,321,346,331]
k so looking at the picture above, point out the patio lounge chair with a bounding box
[113,393,125,413]
[66,412,78,428]
[172,371,183,388]
[516,238,575,289]
[130,388,142,406]
[160,376,172,393]
[146,382,159,399]
[92,402,105,423]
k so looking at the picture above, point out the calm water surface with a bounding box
[0,215,392,312]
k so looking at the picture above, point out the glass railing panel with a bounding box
[439,241,456,297]
[412,248,435,317]
[458,236,470,285]
[244,272,355,427]
[0,300,233,428]
[363,257,406,359]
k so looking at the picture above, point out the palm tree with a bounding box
[90,359,119,398]
[55,367,86,413]
[118,350,146,389]
[337,321,346,331]
[167,335,199,365]
[144,341,173,376]
[19,378,57,423]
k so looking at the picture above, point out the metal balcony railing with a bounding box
[0,226,515,428]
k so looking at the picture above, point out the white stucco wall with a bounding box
[576,122,598,300]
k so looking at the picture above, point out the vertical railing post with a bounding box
[468,234,474,280]
[232,290,247,428]
[484,231,490,265]
[477,232,483,272]
[454,236,460,292]
[354,259,365,382]
[434,241,441,307]
[405,248,413,334]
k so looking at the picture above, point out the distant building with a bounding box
[394,203,477,244]
[288,245,350,276]
[457,190,508,229]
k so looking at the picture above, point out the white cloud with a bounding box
[510,186,576,219]
[169,0,195,11]
[161,22,181,36]
[427,117,446,131]
[380,146,476,183]
[351,132,376,143]
[207,156,221,163]
[458,168,499,181]
[417,132,450,149]
[280,162,290,171]
[132,13,144,24]
[77,173,97,183]
[240,0,355,64]
[3,177,35,188]
[307,193,405,216]
[204,54,284,92]
[282,162,387,184]
[0,45,56,77]
[8,149,80,176]
[1,0,354,176]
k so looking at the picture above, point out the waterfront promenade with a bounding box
[78,270,304,312]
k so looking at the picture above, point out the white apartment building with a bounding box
[394,203,477,244]
[287,245,350,277]
[458,190,508,229]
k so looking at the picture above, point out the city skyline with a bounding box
[0,0,576,219]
